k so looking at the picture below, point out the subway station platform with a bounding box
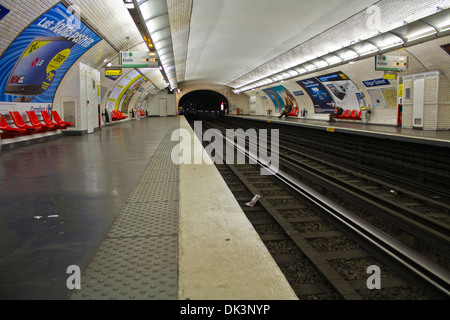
[230,115,450,148]
[0,116,297,300]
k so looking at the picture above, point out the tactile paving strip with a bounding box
[71,236,178,300]
[71,136,180,300]
[139,169,179,183]
[107,201,179,238]
[127,181,179,203]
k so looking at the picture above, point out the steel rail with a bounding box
[207,120,450,251]
[279,156,450,255]
[220,130,450,298]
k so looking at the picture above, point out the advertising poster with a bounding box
[136,84,159,110]
[0,3,101,117]
[119,77,147,113]
[381,88,397,109]
[368,89,386,109]
[262,85,298,113]
[317,72,366,110]
[106,70,142,111]
[296,78,334,114]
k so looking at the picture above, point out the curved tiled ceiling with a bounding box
[3,0,448,92]
[184,0,380,85]
[166,0,450,90]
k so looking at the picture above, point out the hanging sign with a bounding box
[375,55,408,72]
[120,51,158,68]
[105,67,122,80]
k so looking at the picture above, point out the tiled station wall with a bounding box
[248,35,450,129]
[0,0,162,131]
[1,1,449,129]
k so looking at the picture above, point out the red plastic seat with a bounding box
[0,113,27,133]
[41,111,67,129]
[119,111,128,119]
[286,107,299,117]
[52,111,74,127]
[347,110,358,119]
[351,110,362,120]
[112,110,119,120]
[112,110,121,121]
[9,111,42,131]
[26,111,55,130]
[334,109,349,119]
[111,110,129,121]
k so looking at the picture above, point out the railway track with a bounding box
[190,118,450,300]
[216,118,450,267]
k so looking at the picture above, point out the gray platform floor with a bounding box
[0,117,180,299]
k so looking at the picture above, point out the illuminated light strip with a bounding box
[233,9,449,93]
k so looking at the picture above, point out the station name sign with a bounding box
[120,51,159,68]
[105,69,122,76]
[362,78,390,87]
[105,67,122,81]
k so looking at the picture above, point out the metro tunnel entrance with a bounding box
[179,90,228,121]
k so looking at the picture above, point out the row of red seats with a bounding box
[334,109,362,120]
[0,110,73,135]
[112,110,128,121]
[285,107,299,117]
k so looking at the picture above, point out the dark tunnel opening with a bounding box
[179,90,228,121]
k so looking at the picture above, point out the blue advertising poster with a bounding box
[0,4,10,21]
[263,86,285,112]
[0,3,101,113]
[317,72,366,111]
[262,85,298,113]
[296,78,335,114]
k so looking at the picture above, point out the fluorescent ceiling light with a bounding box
[349,41,379,56]
[422,8,450,32]
[146,15,170,33]
[139,0,167,21]
[124,0,134,9]
[407,29,437,41]
[366,32,404,52]
[295,67,307,74]
[311,59,328,68]
[154,38,172,51]
[303,63,317,71]
[151,28,171,43]
[391,20,437,42]
[335,48,358,61]
[321,54,342,65]
[287,69,299,77]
